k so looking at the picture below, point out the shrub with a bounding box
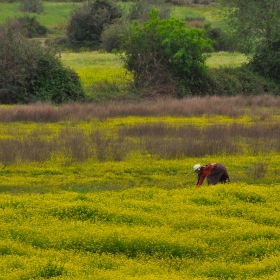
[0,26,85,104]
[249,41,280,84]
[101,19,130,52]
[120,9,213,97]
[207,65,274,96]
[204,24,239,52]
[67,0,123,49]
[4,15,47,38]
[19,0,44,14]
[128,0,171,22]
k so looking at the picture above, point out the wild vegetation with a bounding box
[1,0,279,103]
[0,2,280,278]
[0,97,280,279]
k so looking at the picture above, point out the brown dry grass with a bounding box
[0,120,279,166]
[1,95,280,122]
[0,95,279,166]
[186,20,205,28]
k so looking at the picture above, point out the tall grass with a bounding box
[0,95,280,122]
[0,115,279,167]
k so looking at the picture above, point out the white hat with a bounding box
[193,164,201,172]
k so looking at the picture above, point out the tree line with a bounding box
[0,0,279,104]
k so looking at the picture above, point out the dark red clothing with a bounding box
[197,163,229,186]
[197,163,215,186]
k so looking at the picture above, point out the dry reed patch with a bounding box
[1,121,279,166]
[1,95,280,122]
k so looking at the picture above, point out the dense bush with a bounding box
[249,41,280,84]
[101,0,172,53]
[204,24,239,52]
[120,9,212,97]
[19,0,44,14]
[101,19,130,52]
[220,0,280,87]
[0,26,85,104]
[128,0,171,22]
[67,0,122,49]
[4,15,47,38]
[207,65,277,96]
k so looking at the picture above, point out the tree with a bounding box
[220,0,280,81]
[0,26,85,104]
[67,0,122,48]
[128,0,171,22]
[120,9,212,97]
[5,15,47,38]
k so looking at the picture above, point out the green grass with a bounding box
[0,2,21,23]
[0,2,76,27]
[171,4,225,28]
[206,51,249,68]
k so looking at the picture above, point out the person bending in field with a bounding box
[193,163,230,188]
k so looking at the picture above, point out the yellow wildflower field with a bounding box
[0,113,280,279]
[60,51,132,88]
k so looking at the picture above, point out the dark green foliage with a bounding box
[0,26,85,104]
[101,19,130,52]
[19,0,44,14]
[204,24,238,52]
[5,15,47,38]
[101,0,171,53]
[35,261,65,278]
[128,0,171,22]
[249,41,280,83]
[207,65,276,96]
[67,0,123,49]
[220,0,280,85]
[120,9,213,97]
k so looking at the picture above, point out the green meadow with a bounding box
[0,2,76,26]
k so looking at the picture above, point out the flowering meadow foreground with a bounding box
[0,98,280,279]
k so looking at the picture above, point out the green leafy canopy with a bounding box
[120,9,213,97]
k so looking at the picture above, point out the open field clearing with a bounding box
[60,51,132,89]
[171,4,224,28]
[0,98,280,279]
[206,52,249,68]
